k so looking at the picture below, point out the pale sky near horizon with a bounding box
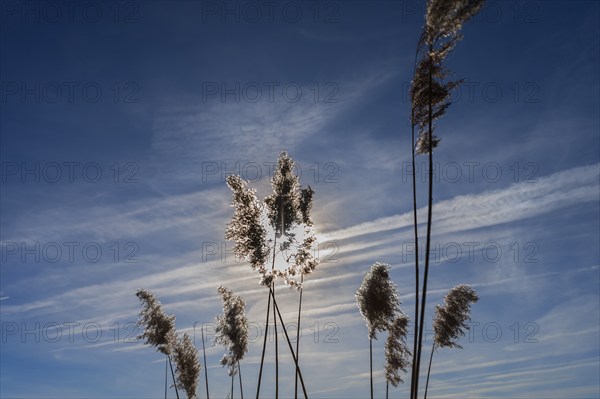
[1,1,599,398]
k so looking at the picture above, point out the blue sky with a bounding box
[1,0,599,398]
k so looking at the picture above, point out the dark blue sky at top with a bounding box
[2,1,597,166]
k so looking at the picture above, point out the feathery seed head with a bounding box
[172,333,201,399]
[425,0,485,44]
[433,284,479,349]
[355,262,401,339]
[385,314,412,386]
[225,175,270,272]
[135,289,176,355]
[411,0,484,155]
[215,286,249,376]
[265,151,302,237]
[226,152,319,289]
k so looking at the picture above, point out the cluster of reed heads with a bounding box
[134,0,487,398]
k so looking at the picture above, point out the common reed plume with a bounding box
[264,151,318,287]
[265,152,318,399]
[385,314,411,399]
[225,152,317,399]
[356,262,401,399]
[172,333,201,399]
[135,288,180,399]
[214,286,249,398]
[424,284,479,398]
[225,175,270,278]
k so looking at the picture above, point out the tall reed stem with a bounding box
[294,273,304,399]
[370,338,373,399]
[255,288,271,399]
[238,361,244,399]
[424,344,435,399]
[409,50,421,399]
[270,286,308,399]
[168,354,180,399]
[415,43,435,399]
[272,283,279,399]
[201,326,210,399]
[270,231,279,399]
[164,355,168,399]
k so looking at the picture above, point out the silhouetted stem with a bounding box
[415,42,435,399]
[168,354,180,399]
[201,326,210,399]
[270,231,279,399]
[410,125,420,399]
[272,283,279,399]
[294,273,304,399]
[231,373,234,399]
[424,344,435,399]
[370,338,373,399]
[270,287,308,399]
[255,289,271,399]
[165,355,168,399]
[238,361,244,399]
[409,33,425,399]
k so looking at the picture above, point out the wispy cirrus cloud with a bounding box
[320,163,599,240]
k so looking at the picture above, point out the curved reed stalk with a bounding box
[201,326,210,399]
[409,2,485,397]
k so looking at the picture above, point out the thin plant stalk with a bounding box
[270,286,308,399]
[294,272,304,399]
[201,326,210,399]
[238,361,244,399]
[369,338,373,399]
[409,115,420,399]
[386,381,389,399]
[255,289,271,399]
[168,355,180,399]
[414,43,435,399]
[231,373,234,399]
[270,231,279,399]
[165,356,168,399]
[272,282,279,399]
[409,2,485,395]
[424,344,435,399]
[257,233,280,399]
[409,37,423,399]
